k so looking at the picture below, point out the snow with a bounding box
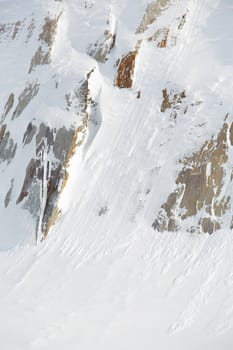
[1,227,233,349]
[1,0,233,349]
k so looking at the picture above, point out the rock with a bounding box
[0,124,17,164]
[136,0,171,34]
[152,120,231,234]
[87,30,116,63]
[29,14,62,73]
[12,82,40,120]
[1,93,14,123]
[23,123,37,146]
[199,217,221,234]
[114,50,138,89]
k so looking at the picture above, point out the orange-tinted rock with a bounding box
[115,50,138,89]
[153,121,231,234]
[160,88,186,118]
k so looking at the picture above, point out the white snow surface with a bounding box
[1,0,233,349]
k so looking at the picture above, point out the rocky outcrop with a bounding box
[160,88,187,118]
[141,5,187,48]
[16,70,94,241]
[25,18,36,43]
[0,17,37,44]
[0,124,17,164]
[0,20,23,42]
[0,9,96,242]
[152,118,232,234]
[1,93,14,123]
[29,14,61,73]
[87,29,116,63]
[23,122,37,146]
[16,124,76,240]
[114,50,138,89]
[12,82,40,119]
[4,179,14,208]
[136,0,171,34]
[115,0,187,89]
[148,28,170,47]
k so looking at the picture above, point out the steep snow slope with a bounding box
[1,0,233,349]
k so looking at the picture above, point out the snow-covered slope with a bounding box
[1,0,233,349]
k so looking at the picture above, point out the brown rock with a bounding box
[152,121,231,234]
[115,50,138,89]
[199,217,221,234]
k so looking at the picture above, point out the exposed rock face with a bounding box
[114,50,138,89]
[1,0,230,246]
[1,93,14,123]
[160,88,187,118]
[29,14,61,73]
[16,71,94,241]
[0,17,38,45]
[87,29,116,63]
[17,124,75,240]
[25,18,36,43]
[12,82,40,119]
[199,217,221,234]
[4,179,14,208]
[136,0,171,34]
[141,4,187,48]
[113,0,184,92]
[0,20,23,42]
[23,122,37,146]
[148,28,170,47]
[0,124,17,164]
[152,119,232,234]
